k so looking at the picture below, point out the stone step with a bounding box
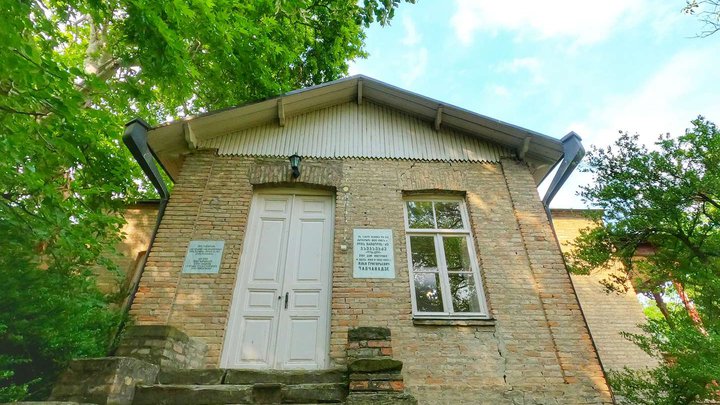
[281,382,347,403]
[157,367,348,386]
[157,368,226,385]
[225,368,348,385]
[133,382,347,404]
[133,384,253,405]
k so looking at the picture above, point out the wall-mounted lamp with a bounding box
[289,154,302,178]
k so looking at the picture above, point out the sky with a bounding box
[349,1,720,208]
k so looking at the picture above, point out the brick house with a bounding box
[52,76,624,404]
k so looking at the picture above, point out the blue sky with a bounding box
[349,1,720,208]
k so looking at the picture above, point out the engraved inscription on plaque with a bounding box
[182,240,225,274]
[353,229,395,279]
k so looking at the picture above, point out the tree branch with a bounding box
[0,105,49,117]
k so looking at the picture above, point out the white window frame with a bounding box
[403,197,490,319]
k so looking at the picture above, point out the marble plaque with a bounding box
[182,240,225,274]
[353,229,395,279]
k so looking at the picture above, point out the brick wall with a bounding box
[129,152,612,403]
[97,202,158,296]
[551,209,657,371]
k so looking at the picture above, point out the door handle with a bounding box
[284,292,289,309]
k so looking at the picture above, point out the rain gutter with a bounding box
[110,118,170,351]
[542,131,585,218]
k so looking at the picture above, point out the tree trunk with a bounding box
[672,279,706,334]
[652,289,673,327]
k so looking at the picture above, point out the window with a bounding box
[404,198,489,319]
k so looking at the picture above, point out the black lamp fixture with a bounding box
[289,153,302,178]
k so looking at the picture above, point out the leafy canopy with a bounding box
[567,117,720,404]
[0,0,412,400]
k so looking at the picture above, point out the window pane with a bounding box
[407,201,434,228]
[410,236,438,271]
[449,273,482,313]
[414,273,445,312]
[443,236,472,272]
[435,201,463,229]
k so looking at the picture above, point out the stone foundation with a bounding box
[345,327,416,404]
[48,357,158,405]
[115,325,206,369]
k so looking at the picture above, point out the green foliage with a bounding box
[567,117,720,403]
[610,312,720,405]
[0,0,412,400]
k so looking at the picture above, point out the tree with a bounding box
[566,117,720,404]
[684,0,720,37]
[0,0,413,400]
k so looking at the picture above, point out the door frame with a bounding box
[220,187,335,369]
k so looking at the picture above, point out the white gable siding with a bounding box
[199,102,514,162]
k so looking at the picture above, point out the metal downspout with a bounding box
[110,118,170,352]
[542,131,585,218]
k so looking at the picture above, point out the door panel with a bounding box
[237,318,274,364]
[222,192,333,370]
[276,195,333,369]
[222,194,292,369]
[251,219,286,281]
[296,220,326,281]
[285,318,320,365]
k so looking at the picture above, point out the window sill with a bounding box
[412,318,496,327]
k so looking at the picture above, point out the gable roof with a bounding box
[145,75,567,183]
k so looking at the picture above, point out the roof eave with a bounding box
[145,75,565,182]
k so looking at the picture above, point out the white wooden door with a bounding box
[221,192,333,369]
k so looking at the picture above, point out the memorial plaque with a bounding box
[353,229,395,279]
[182,240,225,274]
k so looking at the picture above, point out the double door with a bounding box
[221,191,334,369]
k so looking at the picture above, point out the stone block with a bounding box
[132,384,252,405]
[156,368,226,385]
[348,358,403,373]
[350,373,403,381]
[224,367,346,385]
[281,382,347,403]
[252,383,282,404]
[348,327,391,342]
[48,357,158,405]
[346,392,418,405]
[115,325,207,369]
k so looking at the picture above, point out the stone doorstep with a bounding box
[224,367,348,385]
[157,368,226,385]
[252,383,283,404]
[133,383,347,404]
[281,383,347,403]
[156,367,348,386]
[133,384,252,405]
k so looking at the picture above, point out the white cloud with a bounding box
[401,16,421,46]
[347,15,428,88]
[490,84,510,97]
[401,48,428,88]
[451,0,647,46]
[496,57,546,85]
[497,57,540,72]
[574,47,720,149]
[545,46,720,208]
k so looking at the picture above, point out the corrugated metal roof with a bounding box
[200,102,513,162]
[146,75,567,183]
